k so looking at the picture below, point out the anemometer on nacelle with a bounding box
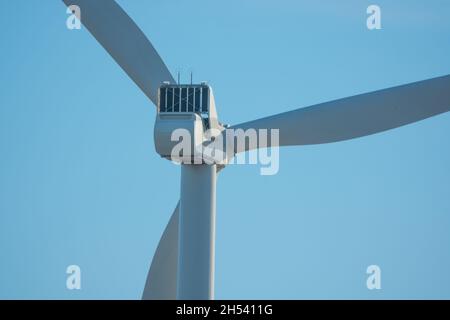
[154,81,221,162]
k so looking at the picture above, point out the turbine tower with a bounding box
[62,0,450,300]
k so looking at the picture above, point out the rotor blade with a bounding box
[62,0,175,105]
[229,75,450,153]
[142,202,179,300]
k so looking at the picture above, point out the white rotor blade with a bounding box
[62,0,175,105]
[142,202,179,300]
[230,75,450,153]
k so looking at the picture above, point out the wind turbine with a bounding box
[63,0,450,300]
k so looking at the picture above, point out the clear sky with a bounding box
[0,0,449,299]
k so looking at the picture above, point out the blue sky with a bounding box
[0,0,449,299]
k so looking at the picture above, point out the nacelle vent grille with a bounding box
[159,85,209,114]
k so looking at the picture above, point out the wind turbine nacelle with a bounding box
[154,113,204,162]
[154,83,221,163]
